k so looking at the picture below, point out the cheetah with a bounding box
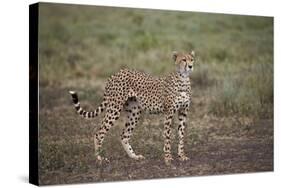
[69,51,195,164]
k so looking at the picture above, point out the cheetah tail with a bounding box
[68,91,106,119]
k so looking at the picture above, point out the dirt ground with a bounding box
[38,86,273,185]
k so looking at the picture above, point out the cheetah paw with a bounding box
[96,155,110,164]
[179,155,190,161]
[132,154,145,160]
[135,154,145,160]
[164,155,174,165]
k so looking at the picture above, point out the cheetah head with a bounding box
[172,51,195,77]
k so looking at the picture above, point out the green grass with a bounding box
[209,60,273,117]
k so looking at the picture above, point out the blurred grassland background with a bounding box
[38,3,273,185]
[39,3,273,117]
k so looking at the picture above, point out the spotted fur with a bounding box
[69,51,195,164]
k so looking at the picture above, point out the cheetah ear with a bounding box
[172,51,178,62]
[191,50,195,57]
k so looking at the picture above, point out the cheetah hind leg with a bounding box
[121,98,145,160]
[94,104,122,163]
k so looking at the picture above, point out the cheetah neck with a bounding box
[163,72,191,93]
[175,72,190,82]
[175,72,191,92]
[178,72,189,78]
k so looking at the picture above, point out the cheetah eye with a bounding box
[182,59,186,62]
[191,58,194,62]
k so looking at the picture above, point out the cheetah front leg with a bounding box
[163,112,174,165]
[177,109,190,161]
[120,99,144,160]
